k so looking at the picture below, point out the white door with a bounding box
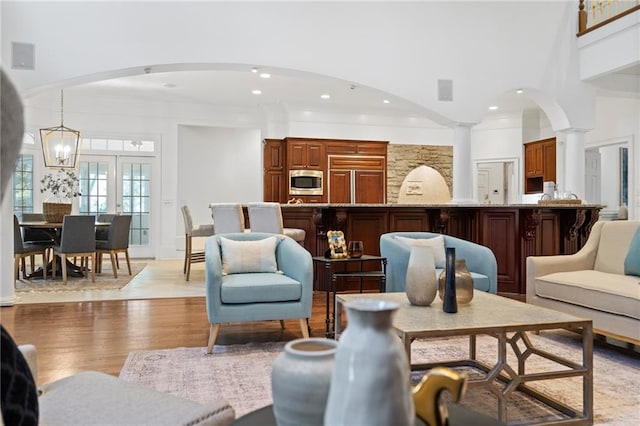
[477,163,505,204]
[585,150,601,204]
[117,156,153,258]
[79,155,154,258]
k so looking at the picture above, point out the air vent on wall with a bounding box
[437,79,453,102]
[11,42,35,70]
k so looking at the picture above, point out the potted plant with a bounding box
[40,169,81,222]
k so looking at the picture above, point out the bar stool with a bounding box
[247,202,306,246]
[181,205,214,281]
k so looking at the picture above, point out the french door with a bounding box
[79,155,154,258]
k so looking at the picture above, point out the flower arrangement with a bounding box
[40,169,81,201]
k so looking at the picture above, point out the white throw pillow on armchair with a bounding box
[394,235,446,268]
[219,236,278,275]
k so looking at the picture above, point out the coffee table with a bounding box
[335,291,593,425]
[232,403,504,425]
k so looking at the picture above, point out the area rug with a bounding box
[119,332,639,424]
[15,262,146,292]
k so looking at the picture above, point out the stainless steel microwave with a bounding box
[289,170,323,195]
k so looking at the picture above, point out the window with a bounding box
[78,161,109,216]
[13,154,34,215]
[81,137,155,153]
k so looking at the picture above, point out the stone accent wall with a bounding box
[387,144,453,203]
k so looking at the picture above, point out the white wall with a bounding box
[177,125,262,229]
[585,96,639,219]
[599,144,624,211]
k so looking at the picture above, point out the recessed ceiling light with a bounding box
[516,89,523,94]
[251,67,258,73]
[260,73,271,79]
[488,105,498,110]
[383,99,390,104]
[163,83,176,88]
[321,94,331,99]
[252,89,262,95]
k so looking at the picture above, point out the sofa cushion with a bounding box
[221,273,302,304]
[434,269,491,292]
[39,371,235,426]
[535,270,640,320]
[624,227,640,277]
[395,235,446,268]
[220,236,278,275]
[594,221,639,274]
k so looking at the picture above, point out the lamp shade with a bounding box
[40,124,81,168]
[40,90,81,169]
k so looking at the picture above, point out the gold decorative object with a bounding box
[412,367,468,426]
[327,230,348,259]
[438,258,474,304]
[40,90,81,169]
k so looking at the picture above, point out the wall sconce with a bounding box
[40,90,81,169]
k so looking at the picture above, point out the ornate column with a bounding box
[452,123,474,203]
[563,130,587,200]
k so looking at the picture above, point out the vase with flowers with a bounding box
[40,169,81,222]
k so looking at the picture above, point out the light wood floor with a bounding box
[1,272,334,386]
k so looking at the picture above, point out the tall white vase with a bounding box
[405,246,437,306]
[324,300,414,426]
[272,338,337,426]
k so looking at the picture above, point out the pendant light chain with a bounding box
[60,89,64,126]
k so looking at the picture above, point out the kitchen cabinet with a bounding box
[328,156,386,203]
[263,139,286,202]
[524,138,556,194]
[286,138,325,170]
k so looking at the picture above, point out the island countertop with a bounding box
[278,203,602,296]
[280,202,604,209]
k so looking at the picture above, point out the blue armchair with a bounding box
[205,232,312,354]
[380,232,497,294]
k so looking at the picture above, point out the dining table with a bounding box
[19,220,110,279]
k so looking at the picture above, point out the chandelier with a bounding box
[40,90,80,168]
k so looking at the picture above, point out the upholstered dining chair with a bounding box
[209,203,246,234]
[247,202,306,246]
[180,205,215,281]
[205,232,313,354]
[52,215,96,285]
[95,215,132,278]
[95,213,117,241]
[20,212,55,273]
[13,215,49,282]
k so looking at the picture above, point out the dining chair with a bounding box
[95,215,132,279]
[95,213,117,241]
[52,215,96,285]
[247,202,306,246]
[20,213,55,273]
[13,215,49,282]
[209,203,246,234]
[180,205,214,281]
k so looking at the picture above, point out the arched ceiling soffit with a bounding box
[482,88,571,132]
[22,63,454,127]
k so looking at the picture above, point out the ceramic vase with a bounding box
[441,247,458,313]
[405,246,437,306]
[271,338,337,426]
[438,256,474,306]
[324,300,414,426]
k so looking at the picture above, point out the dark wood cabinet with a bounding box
[524,138,556,193]
[286,139,325,170]
[281,204,601,295]
[263,139,286,202]
[328,155,386,204]
[264,137,388,203]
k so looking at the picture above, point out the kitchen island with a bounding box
[279,203,603,297]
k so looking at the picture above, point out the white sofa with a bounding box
[526,220,640,344]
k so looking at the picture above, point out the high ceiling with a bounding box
[66,67,542,122]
